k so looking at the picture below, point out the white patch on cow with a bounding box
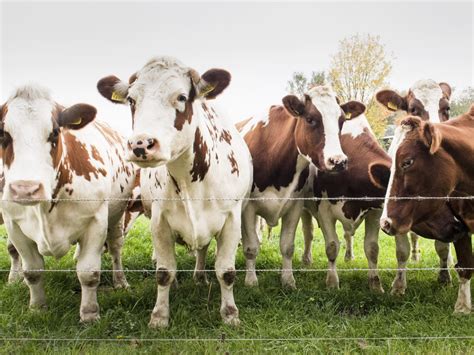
[410,79,443,123]
[455,278,472,314]
[307,86,346,167]
[238,110,270,137]
[382,125,408,219]
[341,113,374,139]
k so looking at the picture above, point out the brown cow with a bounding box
[303,102,388,292]
[371,105,474,314]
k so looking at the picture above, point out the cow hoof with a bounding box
[453,303,471,315]
[244,273,258,287]
[438,270,452,286]
[369,277,385,293]
[390,282,406,296]
[193,272,209,285]
[344,252,354,262]
[302,254,313,265]
[224,316,241,327]
[221,306,240,327]
[114,279,130,289]
[326,274,340,289]
[80,312,100,323]
[149,316,169,329]
[8,272,24,284]
[281,276,297,290]
[30,303,48,312]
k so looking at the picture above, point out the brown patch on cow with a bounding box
[219,129,232,144]
[174,85,196,131]
[190,127,210,182]
[94,121,123,146]
[223,269,236,285]
[23,271,42,284]
[7,243,19,258]
[91,145,104,164]
[228,151,239,176]
[2,138,14,168]
[296,166,309,192]
[157,267,171,286]
[223,305,238,317]
[0,104,8,120]
[453,234,473,280]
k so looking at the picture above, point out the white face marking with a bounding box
[307,86,346,168]
[341,113,373,139]
[3,90,56,199]
[381,125,408,219]
[128,57,195,161]
[411,79,444,123]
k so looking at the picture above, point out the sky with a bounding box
[1,1,473,135]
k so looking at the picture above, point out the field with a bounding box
[1,217,473,354]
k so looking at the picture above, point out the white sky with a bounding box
[1,1,473,135]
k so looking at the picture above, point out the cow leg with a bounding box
[106,219,129,289]
[8,222,46,309]
[7,239,23,283]
[241,205,259,287]
[391,233,410,295]
[76,214,108,323]
[149,215,176,329]
[193,243,209,285]
[301,208,314,265]
[410,232,421,262]
[435,240,452,285]
[344,229,355,262]
[215,209,241,326]
[453,234,472,314]
[280,202,303,289]
[364,210,384,293]
[267,224,273,239]
[318,210,340,289]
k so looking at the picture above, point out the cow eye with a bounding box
[409,107,418,115]
[306,118,317,126]
[177,94,187,103]
[401,158,414,170]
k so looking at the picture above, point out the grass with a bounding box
[1,217,473,354]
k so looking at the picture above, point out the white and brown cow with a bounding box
[372,106,474,314]
[376,79,453,294]
[302,102,387,292]
[97,56,252,328]
[0,85,136,322]
[237,85,357,289]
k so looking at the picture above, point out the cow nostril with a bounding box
[147,138,156,150]
[136,140,143,145]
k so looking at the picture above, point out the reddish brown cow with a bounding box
[371,105,474,314]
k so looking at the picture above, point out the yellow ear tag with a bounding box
[71,117,82,125]
[200,84,215,97]
[111,91,125,103]
[345,112,352,120]
[387,101,398,110]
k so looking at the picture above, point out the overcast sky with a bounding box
[1,1,472,135]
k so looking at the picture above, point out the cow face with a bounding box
[282,86,360,172]
[369,116,455,235]
[376,79,451,123]
[0,85,96,205]
[97,56,231,168]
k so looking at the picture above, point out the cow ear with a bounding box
[282,95,306,117]
[58,104,97,130]
[97,75,129,104]
[192,69,231,100]
[376,90,407,112]
[400,115,422,131]
[422,122,441,154]
[439,82,452,100]
[368,162,391,190]
[340,101,366,120]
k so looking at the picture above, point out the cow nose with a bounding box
[128,135,159,160]
[327,155,348,172]
[380,217,393,234]
[9,180,45,203]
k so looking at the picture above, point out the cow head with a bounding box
[376,79,451,123]
[97,56,231,168]
[282,86,361,172]
[0,85,96,205]
[369,116,456,235]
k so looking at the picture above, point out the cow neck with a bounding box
[246,106,306,192]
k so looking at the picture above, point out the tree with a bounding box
[286,71,327,96]
[328,34,393,104]
[450,87,474,116]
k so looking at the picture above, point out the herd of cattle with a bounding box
[0,56,473,328]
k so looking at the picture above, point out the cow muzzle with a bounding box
[380,217,410,236]
[127,134,168,167]
[325,154,348,172]
[9,180,46,205]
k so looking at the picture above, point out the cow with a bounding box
[97,56,252,328]
[237,85,358,289]
[302,102,387,292]
[0,85,136,322]
[376,79,453,294]
[370,105,474,314]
